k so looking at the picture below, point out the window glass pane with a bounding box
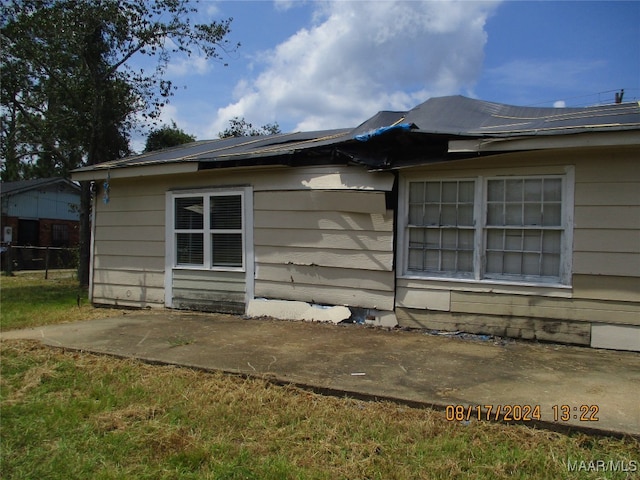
[505,230,522,251]
[442,229,457,249]
[542,230,561,253]
[211,195,242,230]
[487,180,504,202]
[441,251,456,271]
[543,203,562,226]
[522,253,540,275]
[426,229,440,248]
[523,230,541,252]
[504,252,522,274]
[409,228,425,244]
[176,233,203,265]
[175,197,203,229]
[425,183,440,202]
[487,204,504,225]
[458,251,473,272]
[544,178,562,201]
[458,229,474,250]
[487,229,503,250]
[506,179,523,202]
[486,251,503,274]
[212,233,243,267]
[409,204,423,225]
[524,179,542,201]
[409,182,424,203]
[542,254,560,276]
[442,182,457,202]
[425,251,440,271]
[441,205,457,225]
[408,248,424,270]
[425,205,440,225]
[458,181,475,202]
[505,204,522,225]
[524,203,542,225]
[458,205,473,226]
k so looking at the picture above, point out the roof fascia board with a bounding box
[72,162,199,181]
[449,130,640,153]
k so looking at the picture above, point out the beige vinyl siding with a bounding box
[573,155,640,277]
[91,185,165,308]
[396,146,640,335]
[172,269,245,313]
[90,165,395,312]
[253,189,395,311]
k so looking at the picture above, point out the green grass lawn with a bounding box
[0,271,90,330]
[1,274,638,479]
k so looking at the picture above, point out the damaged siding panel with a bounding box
[450,291,639,326]
[257,264,394,291]
[396,308,591,345]
[253,188,395,310]
[255,281,394,311]
[255,264,395,310]
[255,246,393,271]
[172,269,245,313]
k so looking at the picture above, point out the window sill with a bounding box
[173,265,245,273]
[398,274,573,298]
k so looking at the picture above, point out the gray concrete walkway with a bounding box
[2,311,639,437]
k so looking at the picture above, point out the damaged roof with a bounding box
[72,95,640,177]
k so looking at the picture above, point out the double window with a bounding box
[173,192,244,270]
[404,174,571,284]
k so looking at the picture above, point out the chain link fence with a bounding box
[1,245,78,277]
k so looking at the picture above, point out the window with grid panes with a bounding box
[174,193,243,269]
[485,177,562,280]
[407,180,475,276]
[405,175,568,284]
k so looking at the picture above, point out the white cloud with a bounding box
[553,100,566,108]
[166,54,211,77]
[206,0,500,135]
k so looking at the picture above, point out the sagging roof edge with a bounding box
[71,128,640,182]
[71,95,640,180]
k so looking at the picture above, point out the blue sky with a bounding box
[134,0,639,150]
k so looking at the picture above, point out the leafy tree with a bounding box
[219,116,281,138]
[145,122,196,152]
[1,0,238,285]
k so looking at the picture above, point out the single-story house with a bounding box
[1,177,81,269]
[72,95,640,352]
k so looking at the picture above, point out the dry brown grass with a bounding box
[2,339,638,479]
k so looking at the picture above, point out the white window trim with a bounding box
[397,167,574,291]
[164,186,254,308]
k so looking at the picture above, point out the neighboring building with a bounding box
[72,96,640,352]
[1,177,81,269]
